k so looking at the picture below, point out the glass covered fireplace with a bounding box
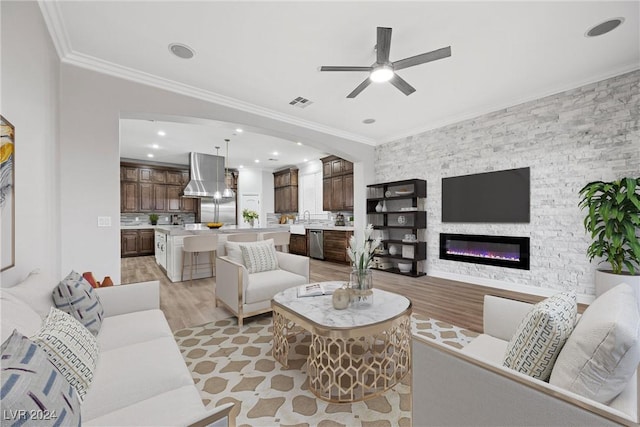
[439,233,530,270]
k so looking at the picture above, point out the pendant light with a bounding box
[213,146,222,200]
[222,138,235,198]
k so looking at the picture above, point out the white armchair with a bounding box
[215,249,309,327]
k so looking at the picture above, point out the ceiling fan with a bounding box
[320,27,451,98]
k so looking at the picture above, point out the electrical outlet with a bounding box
[97,216,111,227]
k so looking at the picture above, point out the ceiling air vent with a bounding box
[289,96,314,109]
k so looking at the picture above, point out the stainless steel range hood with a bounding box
[183,152,226,198]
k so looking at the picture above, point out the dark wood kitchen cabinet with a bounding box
[121,182,138,212]
[289,233,307,256]
[321,156,353,212]
[274,168,298,213]
[152,184,167,211]
[323,230,353,264]
[167,185,182,211]
[121,229,155,257]
[139,229,155,255]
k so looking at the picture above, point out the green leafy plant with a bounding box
[578,177,640,274]
[242,209,259,223]
[149,213,159,224]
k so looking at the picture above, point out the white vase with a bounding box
[381,201,388,212]
[595,269,640,310]
[375,201,383,212]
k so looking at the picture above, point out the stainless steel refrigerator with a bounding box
[200,197,237,225]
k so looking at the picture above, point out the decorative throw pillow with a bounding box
[1,329,81,426]
[550,283,640,403]
[240,239,279,274]
[30,307,99,402]
[52,270,104,336]
[225,241,245,265]
[503,291,577,381]
[3,269,59,317]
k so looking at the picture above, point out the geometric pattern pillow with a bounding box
[1,329,81,426]
[52,270,104,336]
[240,239,279,274]
[503,291,577,381]
[30,308,99,402]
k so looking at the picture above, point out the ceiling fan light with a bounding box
[370,65,394,83]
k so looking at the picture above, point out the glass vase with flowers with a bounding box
[346,224,381,308]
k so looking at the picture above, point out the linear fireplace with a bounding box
[439,233,530,270]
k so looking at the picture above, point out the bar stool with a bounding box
[182,235,218,282]
[261,231,291,252]
[226,233,259,242]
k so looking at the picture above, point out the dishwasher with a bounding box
[309,229,324,260]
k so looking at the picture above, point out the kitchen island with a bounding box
[154,224,290,282]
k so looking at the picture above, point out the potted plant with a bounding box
[242,209,259,227]
[578,177,640,296]
[149,213,159,225]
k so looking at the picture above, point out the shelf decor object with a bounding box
[366,179,427,277]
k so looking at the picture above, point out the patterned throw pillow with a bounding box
[52,270,104,336]
[1,330,81,426]
[31,308,99,401]
[503,291,577,381]
[240,239,279,274]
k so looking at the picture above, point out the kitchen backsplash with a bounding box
[120,213,196,226]
[266,212,353,226]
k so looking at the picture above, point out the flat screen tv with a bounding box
[442,167,530,223]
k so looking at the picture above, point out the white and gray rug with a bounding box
[174,314,478,427]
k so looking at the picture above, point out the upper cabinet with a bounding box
[321,155,353,212]
[273,168,298,213]
[120,163,197,214]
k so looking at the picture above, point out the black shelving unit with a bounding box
[366,179,427,277]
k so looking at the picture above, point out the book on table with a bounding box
[297,281,344,297]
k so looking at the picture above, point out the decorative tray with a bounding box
[395,190,413,196]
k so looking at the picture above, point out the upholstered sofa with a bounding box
[1,271,233,426]
[216,239,309,327]
[412,287,639,426]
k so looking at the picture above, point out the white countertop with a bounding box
[120,224,158,230]
[152,224,291,236]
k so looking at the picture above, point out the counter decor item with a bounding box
[149,213,159,225]
[242,209,259,227]
[346,224,381,309]
[332,285,351,310]
[206,222,223,229]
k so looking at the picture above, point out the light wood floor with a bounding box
[122,255,564,333]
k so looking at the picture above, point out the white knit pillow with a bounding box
[550,283,640,403]
[240,239,279,274]
[31,307,99,401]
[503,291,577,381]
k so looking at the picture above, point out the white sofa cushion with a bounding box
[245,269,308,304]
[240,239,279,274]
[53,271,104,336]
[98,309,173,351]
[0,289,42,342]
[3,270,58,318]
[0,330,82,426]
[31,307,99,401]
[83,385,206,426]
[550,283,640,404]
[82,336,194,421]
[462,334,509,363]
[225,241,244,265]
[503,291,577,381]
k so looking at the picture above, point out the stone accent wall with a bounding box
[375,70,639,296]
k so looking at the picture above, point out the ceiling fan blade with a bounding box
[389,74,416,96]
[347,78,372,98]
[393,46,452,71]
[320,66,372,72]
[376,27,392,64]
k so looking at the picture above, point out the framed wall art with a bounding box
[1,115,15,271]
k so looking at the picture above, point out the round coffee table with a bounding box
[271,285,412,403]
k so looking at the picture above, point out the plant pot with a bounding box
[595,269,640,310]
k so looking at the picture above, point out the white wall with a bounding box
[375,70,640,298]
[1,2,60,286]
[297,160,324,215]
[237,168,274,227]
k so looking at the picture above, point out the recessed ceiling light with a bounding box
[296,142,302,146]
[157,130,166,136]
[254,159,260,163]
[586,18,624,37]
[273,151,279,156]
[304,158,308,162]
[168,43,195,59]
[147,153,154,158]
[239,165,244,169]
[236,128,243,133]
[363,118,376,124]
[151,144,159,149]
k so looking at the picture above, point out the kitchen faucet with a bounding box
[303,210,311,223]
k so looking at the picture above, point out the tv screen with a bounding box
[442,167,530,223]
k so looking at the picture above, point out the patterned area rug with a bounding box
[174,314,479,427]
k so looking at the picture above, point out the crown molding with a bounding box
[37,1,377,147]
[383,63,640,144]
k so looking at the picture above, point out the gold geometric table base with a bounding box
[272,304,412,403]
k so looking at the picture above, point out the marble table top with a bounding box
[273,284,411,329]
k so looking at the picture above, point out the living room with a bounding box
[2,1,639,426]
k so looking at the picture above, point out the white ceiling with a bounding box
[42,1,639,163]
